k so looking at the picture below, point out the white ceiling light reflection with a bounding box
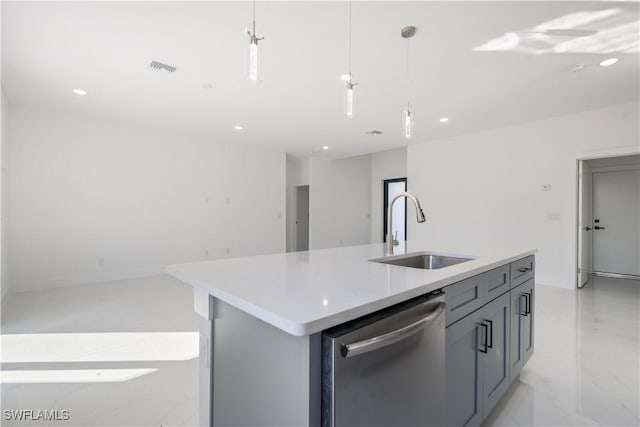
[0,369,158,384]
[474,9,639,54]
[0,332,198,363]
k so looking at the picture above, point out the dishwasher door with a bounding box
[322,293,446,427]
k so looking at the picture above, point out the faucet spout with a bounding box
[385,191,426,256]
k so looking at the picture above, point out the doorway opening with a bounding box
[295,185,310,251]
[383,178,407,243]
[576,154,639,288]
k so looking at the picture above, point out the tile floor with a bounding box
[1,275,638,426]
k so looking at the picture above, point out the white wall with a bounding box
[1,91,9,300]
[370,148,407,243]
[285,155,310,252]
[8,104,286,292]
[309,154,371,250]
[408,102,640,289]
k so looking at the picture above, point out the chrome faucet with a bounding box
[385,191,426,255]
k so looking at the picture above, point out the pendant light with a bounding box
[401,26,416,139]
[344,0,358,118]
[247,0,264,82]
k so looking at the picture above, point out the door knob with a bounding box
[583,226,592,231]
[594,225,605,230]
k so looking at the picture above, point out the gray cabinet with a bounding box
[446,292,510,427]
[446,257,535,427]
[509,278,535,380]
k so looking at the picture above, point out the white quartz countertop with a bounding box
[167,242,536,336]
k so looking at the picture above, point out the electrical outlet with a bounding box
[225,248,231,255]
[98,258,105,267]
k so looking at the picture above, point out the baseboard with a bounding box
[8,266,166,293]
[592,271,640,280]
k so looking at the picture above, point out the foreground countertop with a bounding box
[167,242,536,336]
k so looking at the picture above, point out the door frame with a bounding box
[572,146,640,289]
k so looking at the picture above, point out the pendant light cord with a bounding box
[348,0,352,75]
[406,36,411,109]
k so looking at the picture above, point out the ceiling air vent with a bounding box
[365,130,383,135]
[149,61,176,74]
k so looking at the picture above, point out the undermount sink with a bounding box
[370,252,474,270]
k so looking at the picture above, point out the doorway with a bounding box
[592,168,640,278]
[383,178,407,243]
[576,154,640,287]
[295,185,310,251]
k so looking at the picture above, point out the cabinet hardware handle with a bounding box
[517,267,530,273]
[478,323,489,354]
[485,319,493,349]
[341,302,445,358]
[524,292,532,315]
[520,294,529,317]
[594,226,606,230]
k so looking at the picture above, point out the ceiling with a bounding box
[2,1,639,158]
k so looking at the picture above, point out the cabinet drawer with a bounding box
[510,256,534,288]
[445,276,484,326]
[484,265,510,302]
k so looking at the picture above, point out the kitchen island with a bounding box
[168,242,536,427]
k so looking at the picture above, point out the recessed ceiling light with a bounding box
[73,89,87,96]
[234,125,243,131]
[340,74,351,81]
[569,64,586,73]
[322,146,329,150]
[599,57,618,67]
[439,117,449,123]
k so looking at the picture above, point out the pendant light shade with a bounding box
[403,108,413,139]
[248,36,260,81]
[345,77,356,118]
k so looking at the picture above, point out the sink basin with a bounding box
[370,252,473,270]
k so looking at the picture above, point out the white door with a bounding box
[577,161,593,287]
[592,169,640,276]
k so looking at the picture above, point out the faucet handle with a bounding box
[392,230,399,247]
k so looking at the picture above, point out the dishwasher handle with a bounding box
[340,302,445,358]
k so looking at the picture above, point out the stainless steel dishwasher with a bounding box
[321,291,446,427]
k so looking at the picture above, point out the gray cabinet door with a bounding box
[446,312,482,427]
[479,292,510,417]
[522,279,535,364]
[509,278,535,380]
